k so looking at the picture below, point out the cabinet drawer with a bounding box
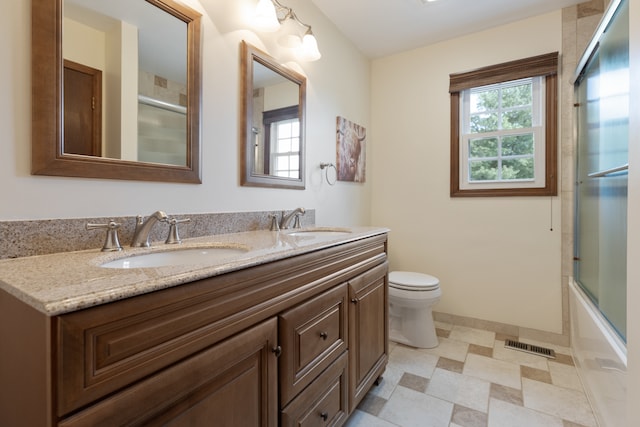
[279,283,348,405]
[281,352,348,427]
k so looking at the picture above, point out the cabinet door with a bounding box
[59,318,279,427]
[348,262,388,412]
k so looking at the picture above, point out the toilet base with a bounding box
[389,302,439,349]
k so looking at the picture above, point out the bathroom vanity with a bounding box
[0,227,388,426]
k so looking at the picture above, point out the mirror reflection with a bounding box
[63,0,188,166]
[251,62,301,177]
[31,0,201,183]
[241,41,306,189]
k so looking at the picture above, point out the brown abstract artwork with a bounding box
[336,116,366,182]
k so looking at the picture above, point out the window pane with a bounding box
[278,123,292,138]
[502,134,534,155]
[502,158,534,179]
[276,156,289,171]
[470,113,499,133]
[502,82,532,108]
[277,139,291,152]
[471,88,499,112]
[469,160,498,181]
[502,108,532,129]
[469,137,498,158]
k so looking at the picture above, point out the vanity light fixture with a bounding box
[253,0,280,31]
[253,0,322,61]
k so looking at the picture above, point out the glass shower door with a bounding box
[574,0,628,341]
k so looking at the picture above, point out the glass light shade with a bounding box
[298,33,321,61]
[277,17,303,48]
[254,0,280,32]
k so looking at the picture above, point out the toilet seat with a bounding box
[389,271,439,291]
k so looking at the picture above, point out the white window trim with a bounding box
[459,77,546,190]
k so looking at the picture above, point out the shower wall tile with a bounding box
[578,0,605,18]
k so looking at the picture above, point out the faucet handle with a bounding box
[87,220,123,252]
[165,218,190,244]
[293,214,302,229]
[269,214,280,231]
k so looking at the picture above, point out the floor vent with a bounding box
[504,339,556,359]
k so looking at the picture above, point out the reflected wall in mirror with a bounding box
[241,41,306,189]
[32,0,202,183]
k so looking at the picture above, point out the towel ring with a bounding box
[320,162,337,186]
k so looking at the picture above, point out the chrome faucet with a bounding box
[280,207,305,229]
[131,210,168,247]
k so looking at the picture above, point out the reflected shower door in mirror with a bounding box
[32,0,202,183]
[241,41,306,189]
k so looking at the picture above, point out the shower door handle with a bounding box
[587,163,628,178]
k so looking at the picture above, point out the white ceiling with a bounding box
[311,0,590,58]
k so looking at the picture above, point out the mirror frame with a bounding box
[240,41,306,189]
[31,0,202,183]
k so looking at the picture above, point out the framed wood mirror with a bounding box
[31,0,202,183]
[240,41,306,189]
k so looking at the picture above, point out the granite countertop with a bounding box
[0,226,388,316]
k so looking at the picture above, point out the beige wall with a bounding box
[371,12,564,334]
[63,18,106,69]
[0,0,371,227]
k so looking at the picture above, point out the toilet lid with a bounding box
[389,271,440,291]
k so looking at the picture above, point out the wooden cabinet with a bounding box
[0,234,388,427]
[59,318,278,427]
[348,262,389,412]
[280,261,389,422]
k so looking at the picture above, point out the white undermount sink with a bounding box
[100,246,249,269]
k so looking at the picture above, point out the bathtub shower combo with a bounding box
[572,0,628,425]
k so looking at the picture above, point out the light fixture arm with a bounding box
[271,0,314,35]
[254,0,321,61]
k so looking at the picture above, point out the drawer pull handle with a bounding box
[320,412,328,421]
[272,345,282,357]
[351,298,358,304]
[319,331,328,340]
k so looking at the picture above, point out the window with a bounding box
[263,105,300,179]
[269,118,300,178]
[462,77,544,187]
[450,53,558,197]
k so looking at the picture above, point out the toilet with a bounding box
[388,271,441,349]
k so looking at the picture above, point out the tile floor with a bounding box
[345,322,597,427]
